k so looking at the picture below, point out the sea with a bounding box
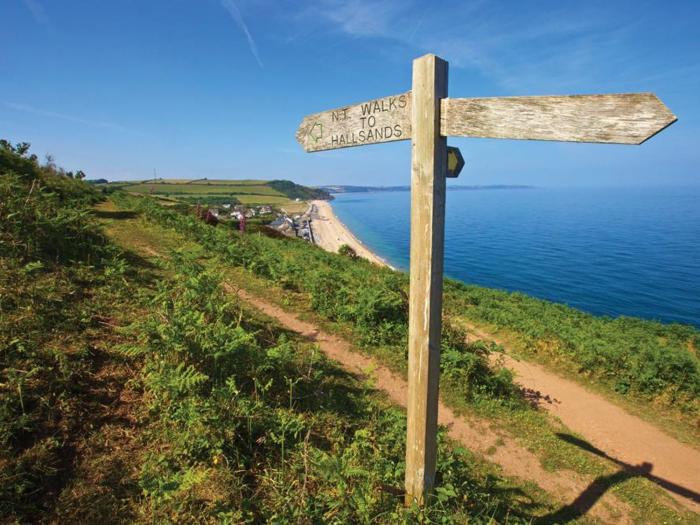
[330,187,700,328]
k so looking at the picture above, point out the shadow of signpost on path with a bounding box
[536,433,700,524]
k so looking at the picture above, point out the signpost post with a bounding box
[295,53,676,506]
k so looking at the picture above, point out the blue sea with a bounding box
[331,187,700,328]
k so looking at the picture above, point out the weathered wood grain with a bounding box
[296,92,411,152]
[405,53,448,507]
[441,93,676,144]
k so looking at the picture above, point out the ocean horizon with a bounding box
[330,186,700,328]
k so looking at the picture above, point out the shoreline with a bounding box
[309,200,394,269]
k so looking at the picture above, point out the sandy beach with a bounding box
[309,200,392,268]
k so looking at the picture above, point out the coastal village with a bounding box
[201,200,316,243]
[201,202,274,222]
[194,197,392,268]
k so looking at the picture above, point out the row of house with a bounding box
[269,212,314,243]
[201,201,315,243]
[208,204,273,221]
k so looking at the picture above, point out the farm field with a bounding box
[129,183,282,195]
[233,194,292,204]
[103,178,330,206]
[281,200,310,214]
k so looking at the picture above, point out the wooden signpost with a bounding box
[296,54,676,506]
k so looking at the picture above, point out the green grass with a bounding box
[127,182,294,206]
[222,257,700,525]
[105,193,700,524]
[1,141,566,523]
[102,178,330,207]
[443,284,700,446]
[184,179,277,186]
[128,182,285,196]
[1,142,150,521]
[116,190,700,433]
[4,135,697,523]
[120,254,560,523]
[235,194,293,204]
[146,178,271,186]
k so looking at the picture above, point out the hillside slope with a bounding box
[0,143,560,523]
[105,190,700,523]
[3,140,698,523]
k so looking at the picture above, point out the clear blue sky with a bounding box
[2,0,699,187]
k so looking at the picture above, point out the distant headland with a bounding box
[321,184,534,193]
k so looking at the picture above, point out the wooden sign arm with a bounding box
[440,93,677,145]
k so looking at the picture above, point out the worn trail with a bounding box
[464,324,700,514]
[228,285,632,524]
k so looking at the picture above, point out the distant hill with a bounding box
[322,184,533,193]
[268,180,332,201]
[97,178,331,205]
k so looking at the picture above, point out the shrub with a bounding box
[338,243,357,258]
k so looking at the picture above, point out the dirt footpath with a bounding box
[230,285,636,524]
[465,324,700,513]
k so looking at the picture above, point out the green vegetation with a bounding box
[445,284,700,421]
[117,191,700,427]
[110,191,700,523]
[122,256,548,523]
[338,243,358,258]
[268,179,332,201]
[0,141,558,522]
[100,178,331,206]
[0,141,141,520]
[111,192,521,406]
[3,139,698,522]
[130,182,280,195]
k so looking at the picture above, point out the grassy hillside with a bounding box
[115,191,700,431]
[0,143,563,522]
[3,141,698,523]
[268,179,332,201]
[1,141,139,520]
[105,191,700,523]
[101,178,330,206]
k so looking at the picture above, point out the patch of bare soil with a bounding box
[48,347,143,524]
